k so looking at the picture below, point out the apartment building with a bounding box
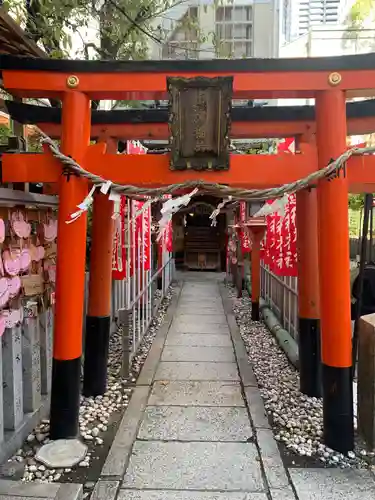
[281,0,355,43]
[149,0,280,60]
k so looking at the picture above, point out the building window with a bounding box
[162,6,199,60]
[215,5,253,58]
[216,6,253,22]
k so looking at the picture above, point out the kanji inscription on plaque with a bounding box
[168,76,233,171]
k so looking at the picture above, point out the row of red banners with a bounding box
[260,195,297,277]
[233,139,298,277]
[238,138,367,277]
[262,139,297,277]
[112,142,172,280]
[236,195,298,278]
[112,196,153,280]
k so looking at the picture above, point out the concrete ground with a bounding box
[1,273,374,499]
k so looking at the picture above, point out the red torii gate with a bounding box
[2,53,375,455]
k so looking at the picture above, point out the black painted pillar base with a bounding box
[251,301,260,321]
[83,316,110,397]
[137,304,148,320]
[322,363,354,454]
[298,317,322,397]
[50,357,81,440]
[157,276,163,290]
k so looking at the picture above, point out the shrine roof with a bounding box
[1,53,375,73]
[0,10,46,58]
[5,98,375,125]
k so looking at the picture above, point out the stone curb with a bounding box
[100,284,182,480]
[137,284,182,386]
[219,283,294,497]
[90,480,119,500]
[0,480,82,500]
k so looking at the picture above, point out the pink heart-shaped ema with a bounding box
[20,221,31,239]
[11,211,24,222]
[3,250,21,276]
[44,224,54,242]
[29,244,39,262]
[0,277,9,298]
[19,249,31,272]
[7,276,21,298]
[12,219,24,239]
[0,314,5,337]
[0,219,5,244]
[37,246,45,261]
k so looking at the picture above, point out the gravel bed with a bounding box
[228,285,375,471]
[3,285,176,485]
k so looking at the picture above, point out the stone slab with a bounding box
[289,468,375,499]
[270,487,296,500]
[148,381,245,406]
[136,287,181,386]
[35,439,87,469]
[56,484,83,500]
[0,497,49,500]
[178,299,223,307]
[138,406,253,441]
[244,386,271,429]
[155,361,240,381]
[174,314,227,325]
[172,323,229,334]
[180,290,219,296]
[161,346,235,363]
[256,429,289,489]
[166,333,232,347]
[177,307,225,315]
[0,482,82,500]
[90,481,119,500]
[0,480,60,498]
[101,386,149,478]
[118,491,267,500]
[122,441,263,491]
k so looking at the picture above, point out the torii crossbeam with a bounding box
[1,53,373,456]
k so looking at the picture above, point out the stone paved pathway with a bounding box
[104,275,374,500]
[2,274,374,500]
[97,277,291,500]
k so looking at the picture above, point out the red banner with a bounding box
[132,200,151,271]
[127,141,150,272]
[162,195,173,253]
[239,202,251,253]
[112,196,126,280]
[260,138,297,276]
[277,137,295,154]
[164,222,173,253]
[261,195,297,277]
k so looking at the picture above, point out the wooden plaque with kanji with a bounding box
[167,76,233,171]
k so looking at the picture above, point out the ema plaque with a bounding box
[167,76,233,171]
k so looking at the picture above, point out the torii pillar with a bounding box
[83,138,116,397]
[296,136,321,398]
[50,92,91,439]
[247,218,267,321]
[316,88,354,453]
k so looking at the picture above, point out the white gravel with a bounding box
[6,285,175,483]
[228,285,374,470]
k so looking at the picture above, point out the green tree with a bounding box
[344,0,375,48]
[4,0,206,109]
[348,0,375,26]
[348,194,365,211]
[3,0,200,61]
